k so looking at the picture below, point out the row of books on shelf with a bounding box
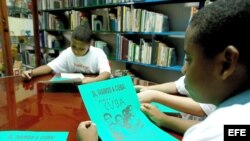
[91,40,111,56]
[39,6,169,33]
[20,51,36,68]
[40,31,65,49]
[38,0,144,10]
[39,10,88,30]
[39,12,69,30]
[38,0,83,10]
[117,35,176,67]
[116,6,169,32]
[91,6,169,32]
[40,30,110,55]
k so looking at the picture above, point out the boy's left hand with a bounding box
[21,70,33,81]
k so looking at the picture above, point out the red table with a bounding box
[0,75,88,141]
[0,75,182,141]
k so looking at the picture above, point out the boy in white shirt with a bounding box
[141,0,250,140]
[22,24,111,83]
[77,0,250,140]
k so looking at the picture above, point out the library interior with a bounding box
[2,0,250,141]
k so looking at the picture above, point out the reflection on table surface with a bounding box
[0,74,89,141]
[0,74,182,141]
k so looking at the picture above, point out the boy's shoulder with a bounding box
[62,47,72,53]
[90,46,106,55]
[57,47,72,56]
[90,46,102,51]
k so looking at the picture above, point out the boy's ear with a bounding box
[220,45,239,80]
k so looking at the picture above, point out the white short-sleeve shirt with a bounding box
[183,89,250,141]
[47,46,111,74]
[174,76,189,96]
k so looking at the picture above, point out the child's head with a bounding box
[184,0,250,105]
[71,24,92,56]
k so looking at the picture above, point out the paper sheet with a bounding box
[61,73,84,79]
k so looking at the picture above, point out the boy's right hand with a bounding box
[21,70,33,81]
[77,121,98,141]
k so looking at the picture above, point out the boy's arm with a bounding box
[138,90,206,116]
[82,71,110,83]
[135,82,179,94]
[31,65,53,77]
[141,103,200,134]
[22,65,53,80]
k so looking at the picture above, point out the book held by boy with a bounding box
[78,76,178,141]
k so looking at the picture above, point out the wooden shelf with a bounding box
[119,60,182,71]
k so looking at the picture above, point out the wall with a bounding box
[8,17,34,36]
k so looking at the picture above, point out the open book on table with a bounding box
[40,73,84,84]
[78,76,179,141]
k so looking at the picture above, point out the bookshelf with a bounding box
[9,0,40,70]
[0,0,13,76]
[37,0,204,78]
[0,0,41,76]
[121,60,182,71]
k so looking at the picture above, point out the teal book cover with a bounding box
[78,76,178,141]
[0,131,68,141]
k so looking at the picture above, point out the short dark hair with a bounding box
[71,23,92,43]
[190,0,250,67]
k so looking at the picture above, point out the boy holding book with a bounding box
[142,0,250,140]
[77,0,250,140]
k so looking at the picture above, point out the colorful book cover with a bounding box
[78,76,178,141]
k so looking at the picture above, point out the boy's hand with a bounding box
[137,90,156,103]
[141,103,166,127]
[21,70,33,81]
[77,121,98,141]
